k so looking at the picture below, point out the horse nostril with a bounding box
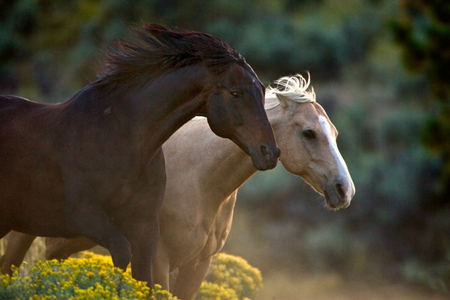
[335,182,346,200]
[260,145,271,160]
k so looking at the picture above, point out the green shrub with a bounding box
[198,253,262,300]
[0,254,177,300]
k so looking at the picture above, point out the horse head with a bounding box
[204,63,280,171]
[144,24,281,171]
[266,74,355,209]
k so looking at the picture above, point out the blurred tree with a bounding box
[392,0,450,199]
[0,0,381,98]
[0,0,36,93]
[0,0,158,101]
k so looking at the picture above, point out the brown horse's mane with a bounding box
[94,24,247,90]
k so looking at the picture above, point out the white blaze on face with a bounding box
[318,115,355,199]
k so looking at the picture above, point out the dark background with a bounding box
[1,0,449,298]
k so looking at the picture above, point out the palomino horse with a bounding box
[0,24,280,286]
[1,75,354,299]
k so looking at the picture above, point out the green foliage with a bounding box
[393,0,450,196]
[198,253,262,300]
[205,0,380,79]
[0,254,179,300]
[392,0,450,101]
[0,0,384,98]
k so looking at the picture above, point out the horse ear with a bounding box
[275,93,291,109]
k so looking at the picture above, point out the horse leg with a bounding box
[124,149,167,286]
[125,216,160,286]
[46,237,97,260]
[0,232,36,275]
[172,256,213,300]
[68,202,131,271]
[152,242,171,291]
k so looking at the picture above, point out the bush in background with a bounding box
[198,253,262,300]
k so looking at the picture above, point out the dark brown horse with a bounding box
[0,24,279,286]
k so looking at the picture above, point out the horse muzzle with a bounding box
[249,144,280,171]
[324,178,355,210]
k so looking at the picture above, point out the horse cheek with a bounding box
[206,95,232,139]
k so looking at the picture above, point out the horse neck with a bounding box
[69,65,210,155]
[134,66,213,148]
[165,118,257,199]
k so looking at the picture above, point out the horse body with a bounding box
[0,24,280,286]
[1,96,68,236]
[1,66,202,236]
[158,118,254,267]
[0,75,354,300]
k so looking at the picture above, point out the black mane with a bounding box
[95,24,247,89]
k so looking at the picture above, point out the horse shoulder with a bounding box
[195,191,238,261]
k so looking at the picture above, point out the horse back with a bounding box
[0,95,48,122]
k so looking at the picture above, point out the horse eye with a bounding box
[303,129,316,139]
[230,92,241,99]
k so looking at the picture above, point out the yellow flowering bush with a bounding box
[0,251,261,300]
[197,253,262,300]
[0,254,177,300]
[195,282,238,300]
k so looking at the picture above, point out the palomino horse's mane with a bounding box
[265,74,316,110]
[95,24,247,90]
